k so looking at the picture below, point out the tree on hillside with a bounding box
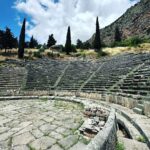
[0,30,4,50]
[47,34,56,48]
[5,27,14,50]
[93,17,101,52]
[12,37,18,49]
[18,18,26,59]
[114,26,122,42]
[0,28,18,51]
[65,26,72,55]
[83,42,91,49]
[29,36,38,48]
[76,39,83,49]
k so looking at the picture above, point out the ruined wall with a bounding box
[86,109,117,150]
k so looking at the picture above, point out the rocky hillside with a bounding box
[88,0,150,45]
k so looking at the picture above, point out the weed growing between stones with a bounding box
[8,137,12,147]
[116,141,125,150]
[54,100,83,110]
[80,136,90,145]
[136,136,146,143]
[27,144,36,150]
[40,97,48,102]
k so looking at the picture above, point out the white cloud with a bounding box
[14,0,139,44]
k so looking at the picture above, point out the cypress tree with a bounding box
[29,36,34,48]
[0,30,3,49]
[114,26,121,42]
[93,17,101,52]
[65,26,72,55]
[18,18,26,58]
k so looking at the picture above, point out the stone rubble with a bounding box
[80,107,109,138]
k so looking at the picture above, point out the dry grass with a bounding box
[0,43,150,61]
[103,43,150,56]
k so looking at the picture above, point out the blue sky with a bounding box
[0,0,20,37]
[0,0,139,43]
[0,0,59,39]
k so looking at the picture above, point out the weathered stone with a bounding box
[49,131,63,140]
[12,132,35,146]
[12,145,30,150]
[49,144,63,150]
[0,131,13,142]
[69,142,86,150]
[40,124,57,134]
[31,129,44,138]
[58,135,79,149]
[30,136,56,150]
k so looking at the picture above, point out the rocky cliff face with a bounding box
[88,0,150,45]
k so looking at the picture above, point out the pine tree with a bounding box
[76,39,83,49]
[12,37,18,48]
[93,17,101,52]
[83,42,91,49]
[18,18,26,59]
[0,28,17,51]
[5,27,14,49]
[47,34,56,48]
[114,26,121,42]
[65,26,72,55]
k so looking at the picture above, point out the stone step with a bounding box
[133,107,143,115]
[0,87,20,90]
[118,137,149,150]
[0,84,21,87]
[0,96,39,101]
[137,104,144,110]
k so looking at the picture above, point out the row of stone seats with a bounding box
[111,59,150,97]
[57,60,100,91]
[0,65,26,95]
[81,53,150,93]
[1,53,150,99]
[25,58,68,90]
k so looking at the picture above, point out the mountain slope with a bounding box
[88,0,150,46]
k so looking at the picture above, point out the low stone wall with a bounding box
[54,91,150,117]
[86,109,117,150]
[57,91,138,109]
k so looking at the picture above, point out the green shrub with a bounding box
[47,52,60,58]
[33,51,42,58]
[116,142,125,150]
[28,51,32,57]
[71,45,77,52]
[47,52,54,58]
[39,47,45,53]
[111,36,145,47]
